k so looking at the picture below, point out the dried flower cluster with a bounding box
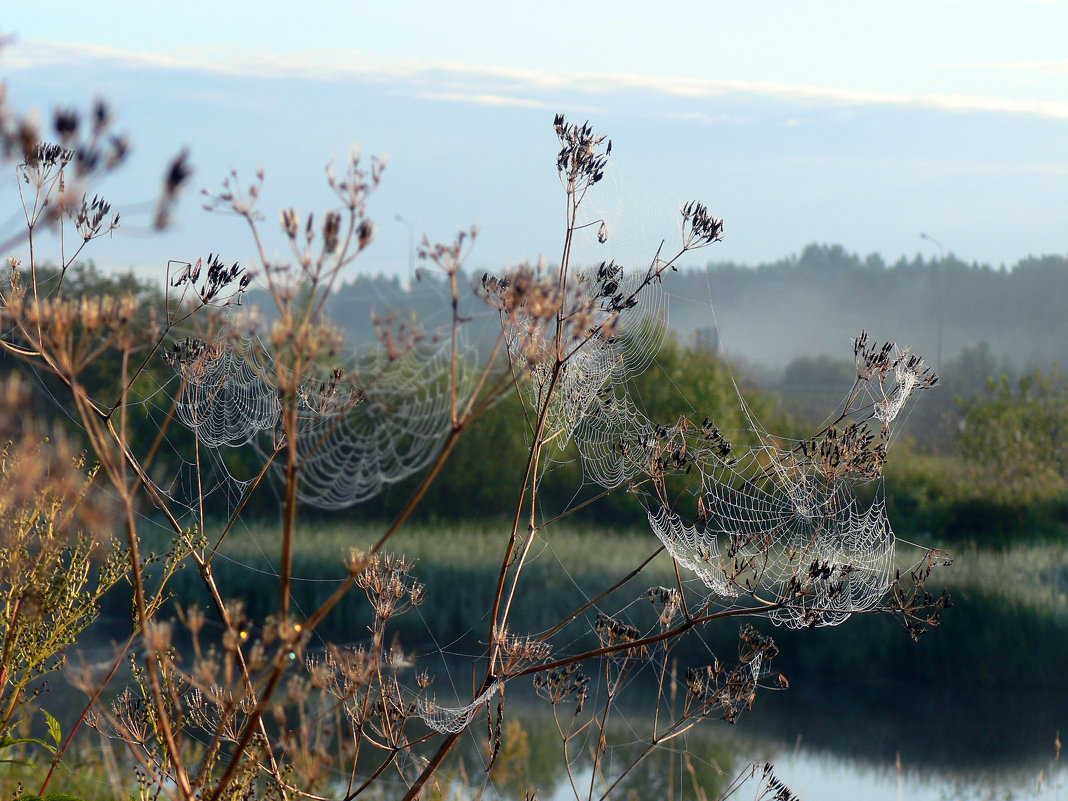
[685,626,781,724]
[533,664,590,714]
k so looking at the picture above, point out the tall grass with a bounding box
[153,520,678,652]
[133,522,1068,690]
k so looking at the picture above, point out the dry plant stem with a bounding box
[515,602,779,681]
[672,557,693,621]
[538,485,616,528]
[119,355,193,798]
[205,664,286,801]
[189,550,289,797]
[489,364,561,671]
[368,427,464,556]
[280,394,301,619]
[449,268,460,421]
[596,717,699,801]
[404,176,615,801]
[651,653,670,740]
[458,324,513,424]
[132,381,181,488]
[554,707,584,801]
[105,320,187,422]
[588,677,615,801]
[61,372,199,798]
[195,435,206,549]
[124,501,194,800]
[205,430,470,801]
[497,435,545,640]
[208,445,282,561]
[402,558,738,801]
[537,546,665,643]
[191,424,475,800]
[399,731,463,801]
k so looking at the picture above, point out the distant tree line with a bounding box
[308,243,1068,372]
[691,244,1068,370]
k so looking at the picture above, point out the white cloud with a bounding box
[414,92,551,109]
[11,39,1068,121]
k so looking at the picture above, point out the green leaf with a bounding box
[0,758,36,767]
[0,734,53,751]
[42,710,61,750]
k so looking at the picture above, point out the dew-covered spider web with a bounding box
[165,321,475,510]
[580,330,937,629]
[291,339,474,509]
[497,158,941,631]
[415,677,504,734]
[507,264,666,480]
[171,335,279,449]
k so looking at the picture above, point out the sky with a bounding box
[3,1,1068,282]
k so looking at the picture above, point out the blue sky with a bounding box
[3,2,1068,281]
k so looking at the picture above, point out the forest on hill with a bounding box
[314,243,1068,373]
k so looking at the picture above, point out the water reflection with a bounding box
[745,678,1068,772]
[92,545,1068,800]
[464,699,1065,801]
[431,651,1068,801]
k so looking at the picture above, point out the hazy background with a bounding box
[3,1,1067,297]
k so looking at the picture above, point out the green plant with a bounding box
[0,379,127,734]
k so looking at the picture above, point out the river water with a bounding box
[96,535,1068,800]
[471,677,1068,801]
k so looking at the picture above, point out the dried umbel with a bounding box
[647,585,683,629]
[685,625,782,724]
[554,114,610,189]
[798,421,888,482]
[480,262,561,331]
[533,664,590,714]
[72,193,120,242]
[594,612,641,648]
[499,632,552,669]
[890,549,954,641]
[680,200,725,249]
[169,253,251,307]
[753,763,802,801]
[0,259,162,378]
[355,553,426,621]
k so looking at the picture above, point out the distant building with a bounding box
[693,325,720,353]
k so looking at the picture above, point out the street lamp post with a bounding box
[919,232,945,371]
[395,214,415,284]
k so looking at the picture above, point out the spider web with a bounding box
[172,336,279,449]
[499,157,938,630]
[509,266,666,484]
[631,334,935,628]
[292,339,474,509]
[167,323,475,510]
[415,677,504,734]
